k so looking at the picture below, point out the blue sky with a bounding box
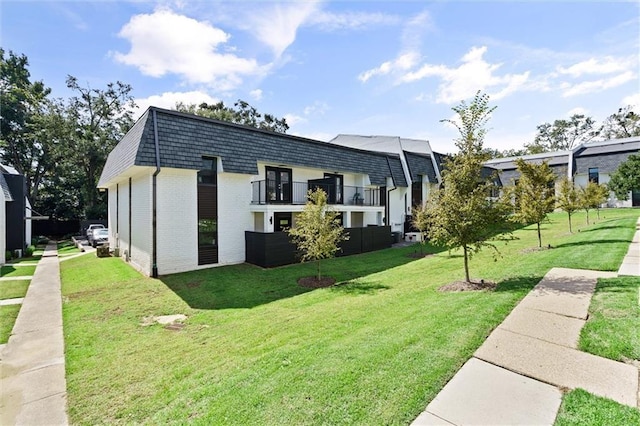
[2,1,639,153]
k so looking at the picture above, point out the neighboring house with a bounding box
[485,136,640,207]
[98,108,408,277]
[1,164,32,262]
[328,135,444,233]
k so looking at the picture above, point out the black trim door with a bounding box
[266,167,292,203]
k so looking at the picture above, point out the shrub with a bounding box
[25,246,35,257]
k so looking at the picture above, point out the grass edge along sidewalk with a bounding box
[60,209,638,425]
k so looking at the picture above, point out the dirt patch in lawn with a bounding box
[298,276,336,288]
[520,246,553,254]
[438,280,496,292]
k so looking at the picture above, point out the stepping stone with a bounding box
[422,358,561,426]
[475,328,638,407]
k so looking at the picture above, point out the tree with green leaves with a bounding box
[607,154,640,202]
[599,106,640,139]
[556,177,581,233]
[287,188,348,283]
[525,114,598,154]
[64,76,136,218]
[579,181,609,225]
[510,159,556,248]
[175,99,289,133]
[0,48,56,207]
[411,203,430,255]
[426,91,508,283]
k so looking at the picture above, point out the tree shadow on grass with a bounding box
[330,280,391,295]
[553,239,631,249]
[0,266,17,277]
[160,245,436,310]
[494,276,543,293]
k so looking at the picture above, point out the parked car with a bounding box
[90,228,109,248]
[86,224,105,239]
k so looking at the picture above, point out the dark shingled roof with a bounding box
[574,139,640,157]
[404,151,437,183]
[0,172,13,201]
[100,107,407,187]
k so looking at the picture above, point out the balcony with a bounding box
[251,180,382,206]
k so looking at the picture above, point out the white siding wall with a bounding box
[156,168,198,275]
[130,174,153,275]
[254,162,366,187]
[0,192,5,265]
[116,182,131,255]
[218,172,253,265]
[574,172,631,207]
[387,181,408,233]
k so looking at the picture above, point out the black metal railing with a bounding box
[251,180,381,206]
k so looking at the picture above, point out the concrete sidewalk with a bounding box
[412,267,639,425]
[0,243,69,425]
[618,216,640,276]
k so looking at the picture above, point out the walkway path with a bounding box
[618,216,640,276]
[0,243,69,425]
[413,266,639,425]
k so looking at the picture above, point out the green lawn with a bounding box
[0,265,36,277]
[58,240,82,257]
[0,304,21,344]
[0,280,30,300]
[556,389,640,426]
[60,209,639,425]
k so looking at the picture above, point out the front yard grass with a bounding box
[0,305,21,344]
[0,265,36,277]
[555,389,640,426]
[0,280,30,300]
[60,209,639,425]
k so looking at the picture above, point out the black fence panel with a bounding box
[32,219,81,238]
[245,226,391,268]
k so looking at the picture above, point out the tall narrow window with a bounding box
[588,167,599,184]
[324,173,344,204]
[198,157,218,265]
[411,176,423,206]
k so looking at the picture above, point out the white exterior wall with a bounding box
[574,172,632,208]
[129,173,153,275]
[156,168,198,275]
[217,172,253,265]
[0,192,5,265]
[387,179,408,233]
[253,162,366,187]
[25,199,31,246]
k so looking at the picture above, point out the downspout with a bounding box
[151,110,161,278]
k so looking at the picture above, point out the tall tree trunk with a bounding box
[568,213,573,233]
[463,245,470,283]
[317,259,321,281]
[537,222,542,248]
[596,208,600,220]
[586,210,590,225]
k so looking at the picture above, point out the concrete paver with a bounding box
[516,268,616,319]
[475,327,638,407]
[0,243,69,426]
[0,298,24,306]
[498,306,585,348]
[618,218,640,276]
[424,358,562,426]
[0,277,33,281]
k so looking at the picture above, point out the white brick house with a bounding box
[98,108,409,276]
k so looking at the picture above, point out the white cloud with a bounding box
[401,46,530,104]
[557,56,633,77]
[283,113,306,126]
[246,2,320,57]
[308,10,400,31]
[133,90,219,119]
[358,52,420,82]
[561,71,635,97]
[303,101,329,116]
[113,9,267,91]
[622,93,640,109]
[249,89,263,101]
